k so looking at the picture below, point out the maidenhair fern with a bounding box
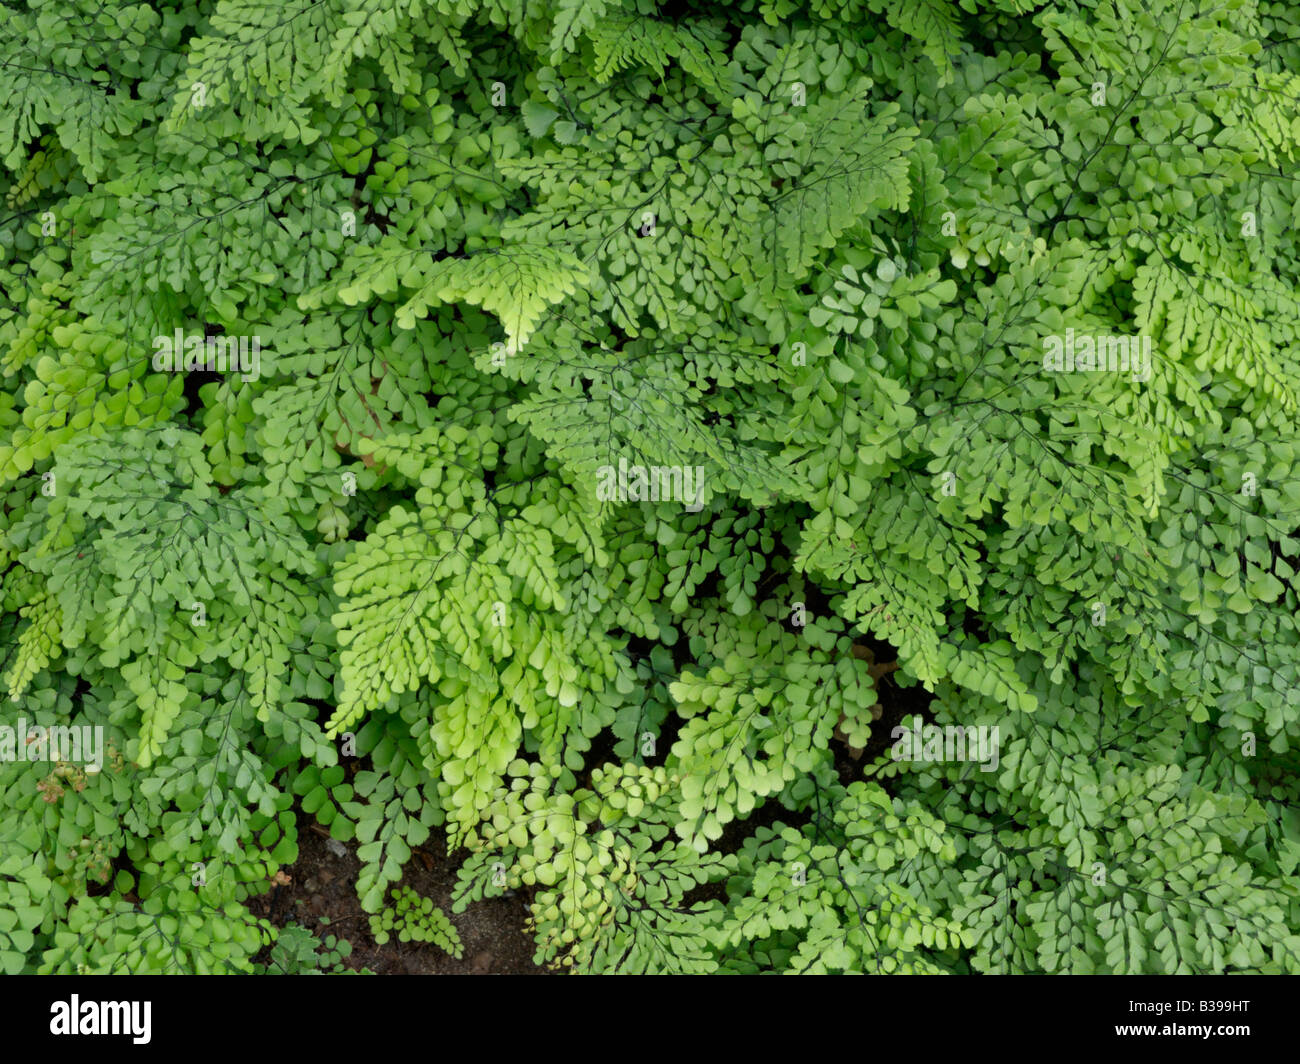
[370,885,463,956]
[2,0,1299,975]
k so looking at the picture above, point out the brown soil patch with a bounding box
[249,811,550,975]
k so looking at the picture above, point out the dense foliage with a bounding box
[2,0,1300,974]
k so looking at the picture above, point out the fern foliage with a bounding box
[2,0,1299,974]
